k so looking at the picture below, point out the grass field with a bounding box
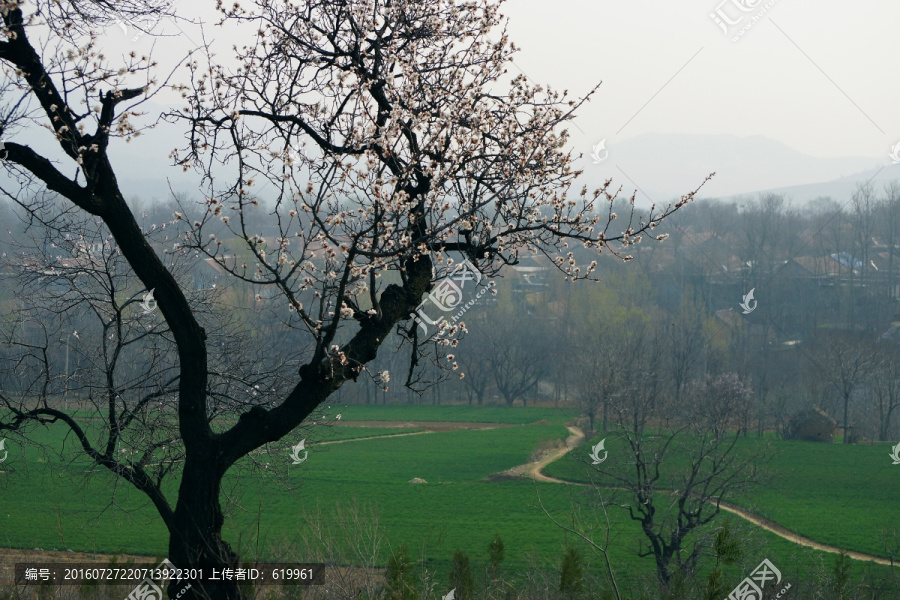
[1,406,897,592]
[543,431,900,561]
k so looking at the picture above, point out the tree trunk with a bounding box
[602,398,608,433]
[843,394,850,444]
[169,452,244,600]
[646,530,674,587]
[879,404,895,441]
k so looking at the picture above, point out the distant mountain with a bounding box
[578,133,884,203]
[719,164,900,205]
[117,129,888,206]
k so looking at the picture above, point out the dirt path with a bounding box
[716,501,893,566]
[288,420,508,449]
[317,430,434,445]
[530,426,584,482]
[507,425,894,566]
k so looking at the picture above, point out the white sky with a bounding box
[500,0,900,159]
[106,0,900,158]
[47,0,900,200]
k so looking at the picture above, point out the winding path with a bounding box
[496,425,585,482]
[516,425,893,566]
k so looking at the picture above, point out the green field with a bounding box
[1,406,897,592]
[543,431,900,561]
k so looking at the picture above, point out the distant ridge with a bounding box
[579,132,884,203]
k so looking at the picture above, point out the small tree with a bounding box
[384,544,417,600]
[449,549,475,600]
[831,551,853,600]
[703,518,742,600]
[487,533,505,580]
[559,546,584,599]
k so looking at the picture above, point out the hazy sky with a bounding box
[34,0,900,200]
[119,0,900,157]
[503,0,900,160]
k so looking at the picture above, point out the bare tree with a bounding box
[599,372,767,588]
[456,317,494,405]
[739,193,788,278]
[870,342,900,442]
[0,1,706,598]
[879,182,900,306]
[850,183,880,329]
[812,331,877,443]
[573,318,648,435]
[0,208,290,521]
[665,294,706,405]
[483,312,548,406]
